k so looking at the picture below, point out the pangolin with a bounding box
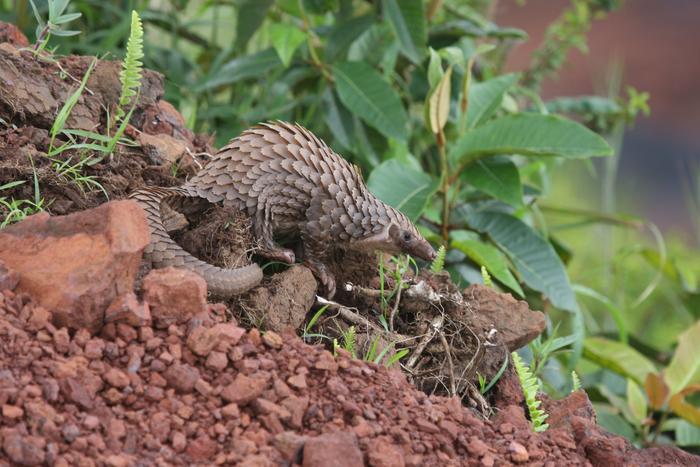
[130,121,436,297]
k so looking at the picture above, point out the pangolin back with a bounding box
[183,121,413,242]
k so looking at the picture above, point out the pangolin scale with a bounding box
[130,121,435,297]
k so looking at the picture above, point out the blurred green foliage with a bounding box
[1,0,698,450]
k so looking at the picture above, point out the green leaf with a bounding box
[323,89,354,150]
[326,14,375,61]
[675,420,700,447]
[382,0,426,64]
[626,379,648,425]
[466,211,578,312]
[449,114,613,167]
[269,23,307,67]
[462,158,523,208]
[333,61,408,141]
[467,73,519,128]
[584,337,657,384]
[235,0,274,51]
[428,66,452,135]
[663,320,700,395]
[197,48,281,91]
[450,230,524,297]
[427,47,443,89]
[367,159,439,221]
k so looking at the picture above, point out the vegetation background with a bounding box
[1,0,698,452]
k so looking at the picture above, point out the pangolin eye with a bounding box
[401,231,412,242]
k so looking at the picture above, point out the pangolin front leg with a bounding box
[300,233,336,297]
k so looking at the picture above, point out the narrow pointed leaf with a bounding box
[663,320,700,395]
[467,73,518,128]
[466,211,578,312]
[382,0,426,64]
[429,66,452,134]
[270,23,307,67]
[462,158,523,207]
[235,0,274,51]
[449,114,613,166]
[333,61,408,141]
[197,49,281,91]
[584,337,657,384]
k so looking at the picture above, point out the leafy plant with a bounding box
[29,0,82,53]
[115,11,143,123]
[512,351,549,432]
[430,245,446,273]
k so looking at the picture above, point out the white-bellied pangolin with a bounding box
[130,121,436,297]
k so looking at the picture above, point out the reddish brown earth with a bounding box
[1,23,699,467]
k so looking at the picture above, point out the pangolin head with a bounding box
[354,205,436,262]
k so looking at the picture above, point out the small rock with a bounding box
[273,431,306,463]
[104,292,151,327]
[2,404,24,419]
[83,415,100,430]
[287,374,307,389]
[262,331,283,349]
[303,432,363,467]
[171,432,187,452]
[2,431,46,466]
[205,351,228,370]
[509,441,529,463]
[84,338,105,359]
[314,351,338,372]
[185,434,217,461]
[103,368,130,388]
[368,438,405,467]
[221,374,268,405]
[142,267,207,328]
[164,363,199,393]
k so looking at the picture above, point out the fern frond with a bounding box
[481,266,493,287]
[571,370,582,392]
[430,245,446,273]
[512,352,549,432]
[116,11,144,122]
[342,326,356,358]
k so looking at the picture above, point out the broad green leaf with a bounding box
[449,114,613,167]
[235,0,273,51]
[326,14,374,60]
[462,158,522,208]
[467,73,519,128]
[626,379,648,424]
[269,23,307,67]
[427,47,443,89]
[450,230,524,297]
[594,406,637,440]
[584,337,657,384]
[382,0,426,64]
[466,211,578,312]
[323,89,354,151]
[367,159,439,221]
[347,23,395,65]
[197,48,281,91]
[674,420,700,446]
[333,61,408,141]
[663,320,700,395]
[428,66,452,135]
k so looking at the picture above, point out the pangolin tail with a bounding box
[129,186,263,296]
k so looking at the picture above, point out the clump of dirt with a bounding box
[3,287,697,466]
